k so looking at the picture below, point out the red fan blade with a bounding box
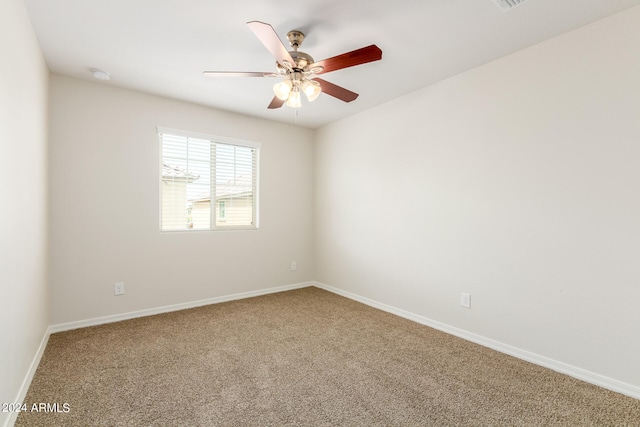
[312,78,359,103]
[267,96,285,109]
[247,21,295,68]
[202,71,276,77]
[311,45,382,74]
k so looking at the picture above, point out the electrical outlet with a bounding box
[114,282,125,296]
[460,292,471,308]
[291,261,297,271]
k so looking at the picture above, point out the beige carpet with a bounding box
[16,287,640,426]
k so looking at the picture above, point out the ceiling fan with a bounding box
[203,21,382,109]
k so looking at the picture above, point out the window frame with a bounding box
[158,127,261,232]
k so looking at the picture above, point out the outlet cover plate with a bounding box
[460,292,471,308]
[115,282,125,296]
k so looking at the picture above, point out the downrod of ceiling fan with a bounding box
[286,30,305,50]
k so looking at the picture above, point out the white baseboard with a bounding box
[5,329,51,427]
[49,282,313,333]
[312,281,640,400]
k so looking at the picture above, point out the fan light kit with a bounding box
[203,21,382,109]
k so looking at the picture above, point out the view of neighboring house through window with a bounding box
[218,201,226,220]
[159,128,260,231]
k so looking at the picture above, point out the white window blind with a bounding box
[159,128,260,231]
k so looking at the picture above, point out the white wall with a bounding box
[316,6,640,390]
[0,0,50,424]
[49,75,314,324]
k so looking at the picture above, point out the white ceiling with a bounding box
[23,0,640,129]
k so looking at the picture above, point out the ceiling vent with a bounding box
[494,0,528,11]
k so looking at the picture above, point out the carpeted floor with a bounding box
[16,287,640,426]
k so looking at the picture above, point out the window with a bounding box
[159,128,260,231]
